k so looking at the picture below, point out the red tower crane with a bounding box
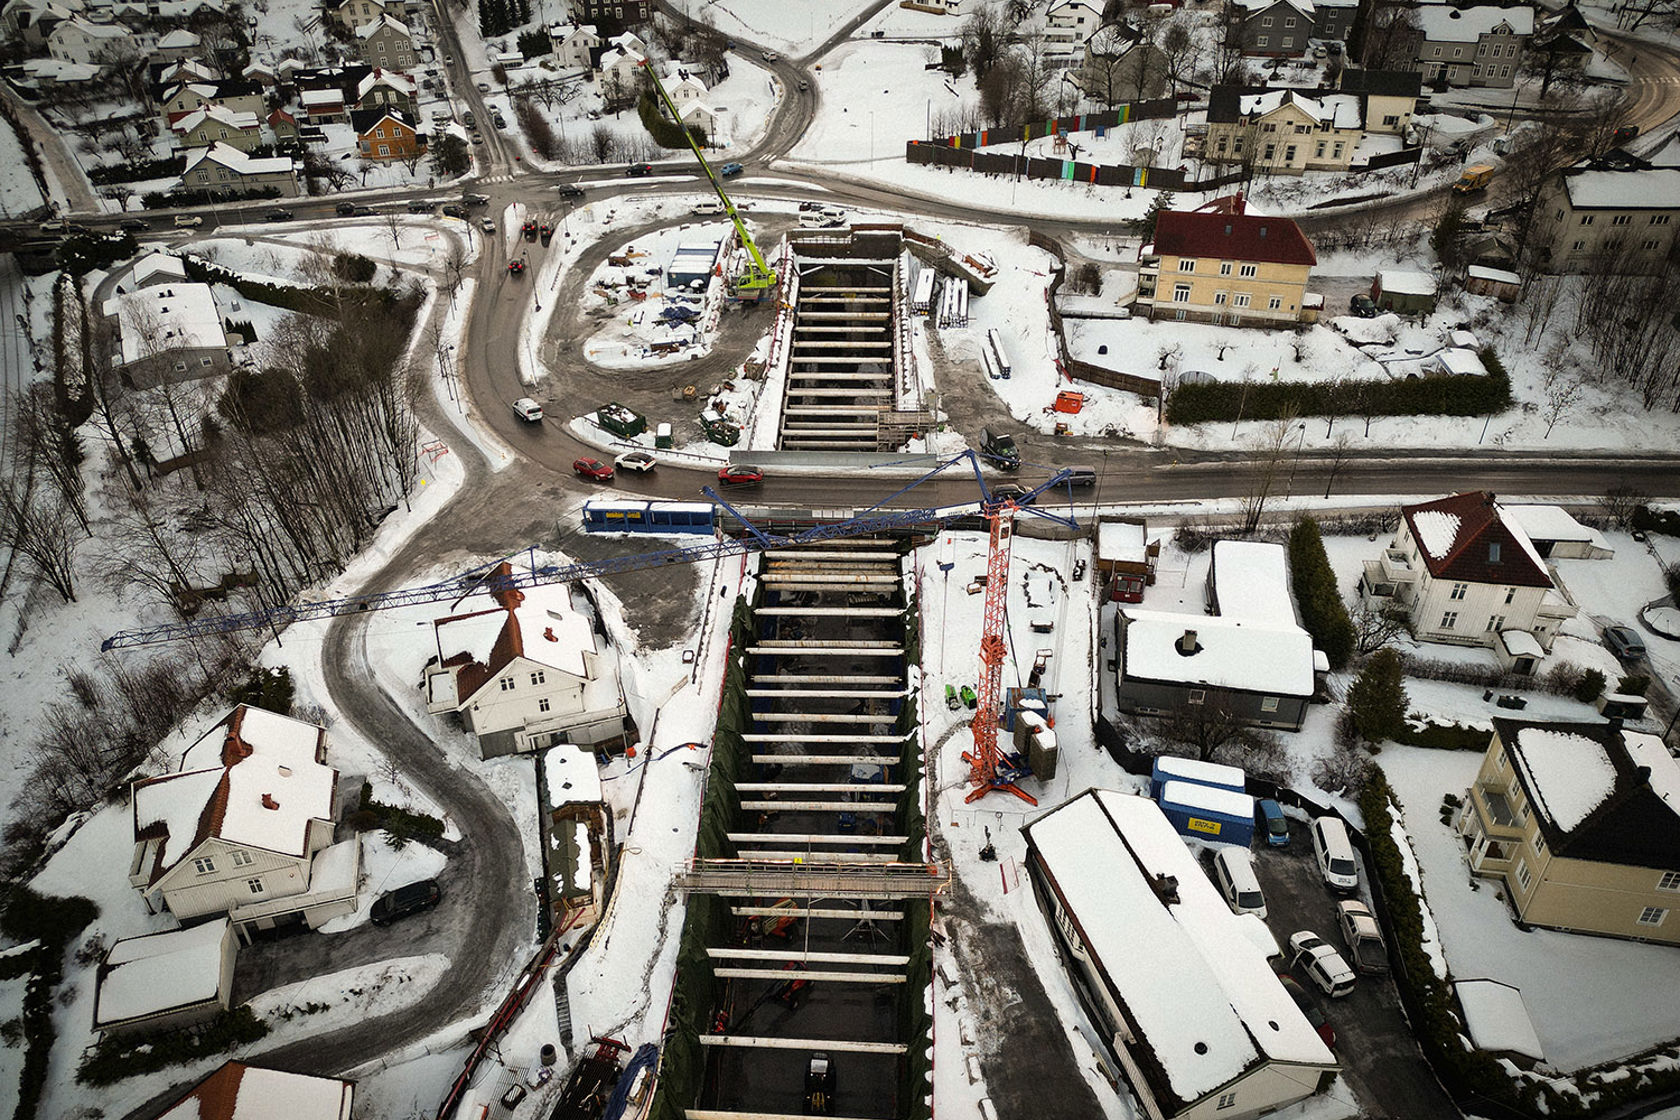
[961,503,1038,805]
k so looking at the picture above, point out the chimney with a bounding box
[1176,629,1201,656]
[1233,191,1246,215]
[261,793,280,811]
[1151,874,1180,905]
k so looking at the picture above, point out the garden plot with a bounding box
[1382,745,1680,1070]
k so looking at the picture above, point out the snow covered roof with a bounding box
[1154,755,1246,790]
[133,706,336,884]
[1399,491,1553,589]
[301,87,344,106]
[1232,0,1312,13]
[1152,209,1316,268]
[53,14,129,38]
[357,66,415,99]
[156,27,198,47]
[1025,790,1334,1112]
[130,250,187,287]
[95,918,230,1028]
[172,104,260,134]
[1497,629,1544,660]
[1235,89,1363,129]
[1454,979,1545,1061]
[114,281,226,364]
[1416,4,1534,42]
[1466,264,1521,285]
[1502,504,1602,547]
[546,743,603,807]
[1208,539,1296,628]
[1159,779,1255,819]
[18,57,102,82]
[432,563,598,703]
[158,1060,354,1120]
[1427,347,1486,376]
[1098,519,1148,564]
[1121,609,1315,697]
[355,13,409,39]
[182,142,295,177]
[1376,268,1436,295]
[1515,726,1618,831]
[1561,168,1680,211]
[161,58,216,81]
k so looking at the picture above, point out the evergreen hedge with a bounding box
[76,1007,269,1086]
[3,887,99,1120]
[1166,347,1512,425]
[1288,516,1354,670]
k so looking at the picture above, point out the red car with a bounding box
[508,260,525,275]
[717,464,763,485]
[573,458,614,481]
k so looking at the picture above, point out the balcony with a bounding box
[1474,783,1523,833]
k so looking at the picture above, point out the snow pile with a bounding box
[1513,728,1616,832]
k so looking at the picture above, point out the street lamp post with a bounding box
[1285,422,1307,497]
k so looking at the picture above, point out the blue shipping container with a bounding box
[1156,780,1255,847]
[1149,756,1246,801]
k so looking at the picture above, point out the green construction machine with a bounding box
[639,59,778,302]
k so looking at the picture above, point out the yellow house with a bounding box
[1459,718,1680,945]
[1204,88,1366,175]
[1136,201,1318,327]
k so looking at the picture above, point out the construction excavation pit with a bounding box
[654,540,936,1120]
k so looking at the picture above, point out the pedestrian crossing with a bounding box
[478,173,518,183]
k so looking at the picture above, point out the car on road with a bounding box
[352,205,378,216]
[441,204,467,218]
[989,483,1034,505]
[507,259,525,275]
[614,450,658,473]
[761,50,779,62]
[798,79,809,91]
[444,55,455,64]
[371,879,442,926]
[336,201,357,216]
[1335,900,1389,975]
[481,217,496,233]
[265,207,293,221]
[38,219,64,234]
[557,184,584,199]
[1276,973,1337,1049]
[1604,625,1646,660]
[626,163,654,177]
[980,427,1020,471]
[463,193,490,207]
[173,214,203,228]
[407,199,436,213]
[118,217,150,231]
[522,220,538,240]
[573,457,614,481]
[718,464,764,485]
[1288,931,1357,998]
[1057,467,1096,489]
[511,397,543,422]
[1349,293,1378,318]
[798,201,825,211]
[719,161,744,177]
[471,134,484,145]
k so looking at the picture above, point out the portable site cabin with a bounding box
[1149,756,1246,800]
[1156,779,1256,847]
[1096,519,1156,603]
[1372,269,1437,314]
[668,238,722,290]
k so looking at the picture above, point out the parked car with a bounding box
[336,201,357,216]
[761,50,779,62]
[626,163,654,177]
[1348,293,1378,318]
[173,214,203,228]
[1604,625,1646,660]
[265,207,293,221]
[407,199,435,213]
[1310,817,1360,894]
[370,879,442,926]
[718,463,764,485]
[573,457,614,481]
[1256,798,1290,847]
[38,219,64,234]
[614,450,658,473]
[798,201,824,212]
[1335,900,1389,974]
[1276,973,1337,1049]
[476,80,490,92]
[493,114,507,129]
[511,397,543,422]
[557,184,584,199]
[1210,848,1267,919]
[1288,931,1357,998]
[1057,467,1096,489]
[463,193,490,207]
[719,161,744,177]
[462,110,475,128]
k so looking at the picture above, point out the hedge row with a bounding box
[0,95,49,214]
[1166,347,1512,425]
[142,186,283,209]
[76,1007,269,1086]
[1633,505,1680,539]
[181,254,338,314]
[1288,516,1354,670]
[2,887,100,1120]
[89,156,184,185]
[355,781,446,847]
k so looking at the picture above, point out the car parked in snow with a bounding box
[371,879,441,926]
[1335,900,1389,975]
[1289,931,1357,998]
[1276,973,1337,1049]
[1211,848,1267,919]
[1604,625,1646,660]
[1311,816,1360,894]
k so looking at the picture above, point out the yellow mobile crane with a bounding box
[639,58,778,302]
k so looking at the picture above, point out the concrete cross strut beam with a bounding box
[712,968,907,984]
[730,906,906,920]
[725,834,909,846]
[734,782,909,793]
[737,850,904,863]
[747,754,903,765]
[675,860,949,899]
[695,1036,910,1054]
[749,712,899,724]
[738,799,898,811]
[686,1112,885,1120]
[707,949,911,965]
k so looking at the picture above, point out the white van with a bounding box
[1211,848,1267,919]
[692,200,726,217]
[1311,817,1360,894]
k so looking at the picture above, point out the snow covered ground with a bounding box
[0,114,45,218]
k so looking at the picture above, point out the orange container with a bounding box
[1054,391,1085,414]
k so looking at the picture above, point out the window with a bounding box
[1612,214,1631,226]
[1178,258,1196,273]
[200,356,213,367]
[1284,145,1297,161]
[1486,615,1505,632]
[1315,141,1326,158]
[1218,1092,1238,1110]
[1644,239,1661,251]
[1441,611,1459,629]
[1260,15,1272,25]
[499,676,516,692]
[1496,748,1507,771]
[1187,689,1207,705]
[1220,261,1233,276]
[1174,309,1187,321]
[1452,46,1462,58]
[246,878,265,895]
[1384,114,1400,126]
[1332,142,1344,158]
[1233,293,1251,308]
[1173,283,1191,303]
[377,144,389,156]
[375,127,386,138]
[1214,291,1228,305]
[1515,858,1531,890]
[1281,37,1293,48]
[1532,831,1546,856]
[174,361,188,372]
[1581,214,1595,226]
[1263,144,1276,161]
[530,670,546,685]
[1267,295,1282,310]
[1450,582,1468,601]
[537,697,551,712]
[192,857,217,875]
[1260,696,1279,713]
[1284,16,1295,26]
[231,850,253,867]
[1659,871,1680,891]
[1572,240,1586,252]
[1653,214,1672,226]
[1257,34,1268,46]
[1239,263,1257,278]
[1639,907,1668,927]
[1500,65,1510,78]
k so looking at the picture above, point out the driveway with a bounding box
[1249,832,1461,1120]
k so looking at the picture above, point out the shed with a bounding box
[94,918,237,1037]
[1454,979,1544,1064]
[1116,609,1315,731]
[1372,268,1437,314]
[1465,264,1521,303]
[1095,518,1156,602]
[1502,504,1613,559]
[1426,347,1487,377]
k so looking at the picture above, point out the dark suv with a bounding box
[370,879,442,926]
[980,427,1020,471]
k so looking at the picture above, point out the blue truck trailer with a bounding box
[1156,780,1256,847]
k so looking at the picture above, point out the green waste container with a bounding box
[654,422,673,450]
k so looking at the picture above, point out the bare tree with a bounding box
[1354,601,1413,653]
[1539,347,1585,437]
[382,207,404,251]
[961,4,1006,78]
[1600,485,1647,528]
[0,486,79,602]
[1239,410,1301,534]
[1322,431,1353,497]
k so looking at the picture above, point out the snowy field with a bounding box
[666,0,879,54]
[0,115,45,218]
[1383,746,1680,1071]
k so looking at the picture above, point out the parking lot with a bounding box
[1243,821,1461,1120]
